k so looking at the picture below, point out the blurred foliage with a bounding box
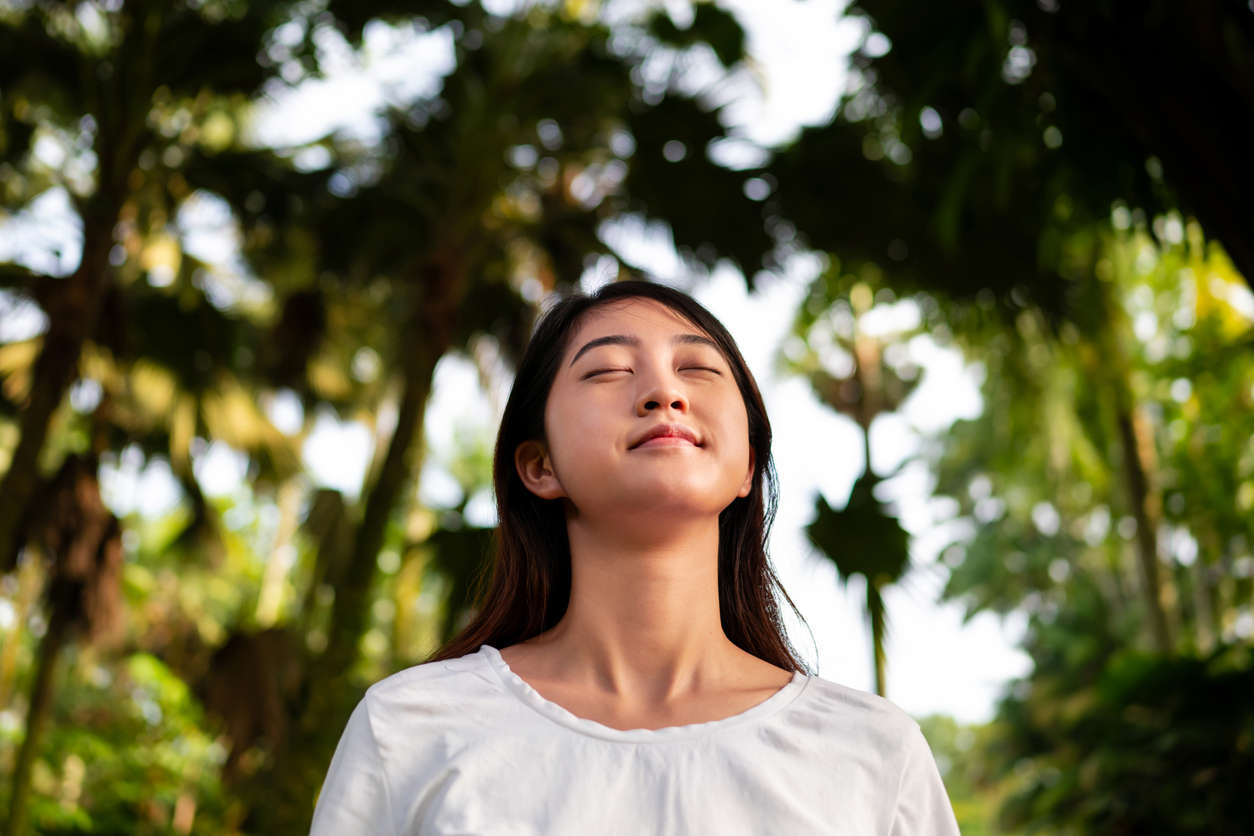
[788,219,1254,832]
[918,222,1254,832]
[767,0,1254,327]
[930,225,1254,651]
[784,114,1253,827]
[0,0,784,830]
[1,651,235,835]
[2,0,1253,832]
[916,713,1015,836]
[994,643,1254,834]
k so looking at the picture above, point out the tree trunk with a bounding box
[254,476,305,627]
[1100,538,1132,619]
[3,605,71,836]
[1170,558,1197,654]
[0,557,44,710]
[1190,559,1214,654]
[0,212,115,572]
[1200,528,1228,648]
[1114,400,1173,654]
[867,579,887,698]
[252,257,467,833]
[320,263,463,698]
[0,0,158,573]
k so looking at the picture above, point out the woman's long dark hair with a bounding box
[430,280,811,673]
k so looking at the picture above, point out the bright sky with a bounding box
[0,0,1032,722]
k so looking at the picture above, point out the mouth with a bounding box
[633,436,699,449]
[629,424,702,449]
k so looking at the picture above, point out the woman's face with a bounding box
[517,297,755,523]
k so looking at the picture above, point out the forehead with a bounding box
[565,297,708,352]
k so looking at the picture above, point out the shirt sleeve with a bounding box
[309,696,396,836]
[889,721,961,836]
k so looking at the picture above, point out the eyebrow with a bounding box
[567,333,721,368]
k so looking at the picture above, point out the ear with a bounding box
[515,439,566,500]
[736,446,757,498]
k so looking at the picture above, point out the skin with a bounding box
[502,298,794,731]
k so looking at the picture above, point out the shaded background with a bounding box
[1,0,1252,832]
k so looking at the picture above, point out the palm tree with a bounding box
[788,280,921,696]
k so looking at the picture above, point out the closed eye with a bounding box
[583,368,630,379]
[583,366,721,379]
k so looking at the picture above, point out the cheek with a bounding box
[543,392,600,464]
[725,396,752,447]
[713,399,753,472]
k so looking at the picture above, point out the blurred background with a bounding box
[1,0,1252,832]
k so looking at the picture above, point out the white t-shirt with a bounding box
[310,645,961,835]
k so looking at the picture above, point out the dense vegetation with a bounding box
[2,1,1250,832]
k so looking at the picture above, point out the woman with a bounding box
[310,281,960,835]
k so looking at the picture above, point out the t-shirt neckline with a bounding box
[478,644,810,743]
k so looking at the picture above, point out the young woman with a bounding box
[310,281,960,835]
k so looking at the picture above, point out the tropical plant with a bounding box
[785,277,922,696]
[925,225,1254,831]
[765,0,1254,327]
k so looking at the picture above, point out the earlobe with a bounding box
[515,440,566,500]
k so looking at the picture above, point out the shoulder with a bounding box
[367,646,492,695]
[802,675,920,733]
[313,651,498,836]
[796,681,963,834]
[792,677,958,832]
[793,675,926,763]
[358,646,501,727]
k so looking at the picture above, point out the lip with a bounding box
[635,436,698,449]
[629,423,702,449]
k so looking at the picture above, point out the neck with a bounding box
[530,513,745,704]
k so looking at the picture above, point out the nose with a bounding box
[635,371,689,416]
